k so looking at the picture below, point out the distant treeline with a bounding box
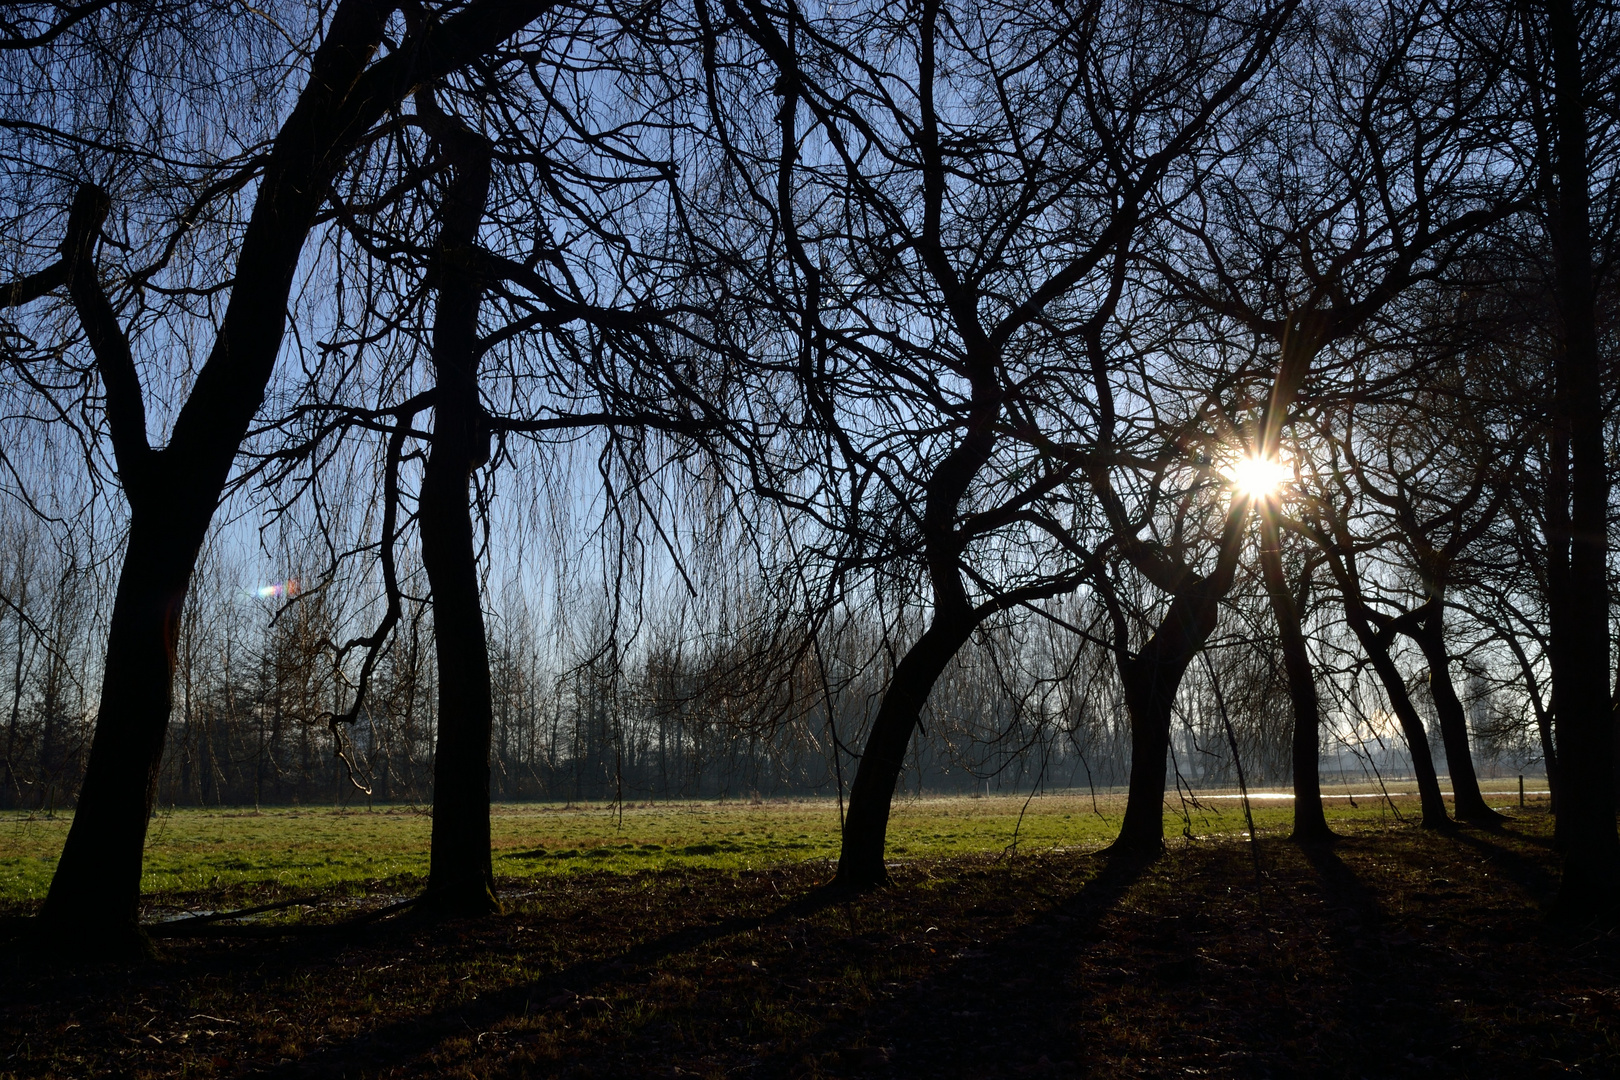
[0,504,1543,812]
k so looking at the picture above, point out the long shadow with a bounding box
[231,851,1151,1080]
[1445,825,1561,907]
[237,881,849,1080]
[1296,840,1477,1077]
[755,846,1156,1079]
[1299,841,1383,931]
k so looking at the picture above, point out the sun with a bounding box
[1222,455,1290,499]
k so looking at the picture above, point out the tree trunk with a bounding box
[1546,0,1619,919]
[1113,584,1224,855]
[1257,510,1333,843]
[419,449,498,914]
[1347,612,1450,829]
[831,287,1002,888]
[833,612,977,890]
[1410,599,1502,826]
[418,129,499,918]
[1109,497,1251,854]
[1541,706,1561,818]
[32,0,406,953]
[25,0,559,951]
[37,508,208,952]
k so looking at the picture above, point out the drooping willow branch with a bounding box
[317,392,434,794]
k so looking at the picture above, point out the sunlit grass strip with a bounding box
[0,786,1540,905]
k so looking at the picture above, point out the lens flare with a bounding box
[1222,456,1290,499]
[256,579,299,600]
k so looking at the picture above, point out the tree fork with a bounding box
[30,0,564,948]
[1349,614,1451,830]
[1108,498,1251,855]
[1410,601,1503,827]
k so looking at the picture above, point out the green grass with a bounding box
[0,781,1538,906]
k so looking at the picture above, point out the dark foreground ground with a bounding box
[2,809,1616,1078]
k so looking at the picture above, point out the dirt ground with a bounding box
[2,808,1616,1078]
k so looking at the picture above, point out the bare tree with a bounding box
[690,0,1295,886]
[0,0,581,953]
[1153,0,1514,842]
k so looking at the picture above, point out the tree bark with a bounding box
[36,510,208,949]
[418,128,499,917]
[1544,0,1619,919]
[37,2,396,951]
[1103,493,1253,854]
[833,327,999,889]
[1257,508,1333,844]
[1409,599,1503,826]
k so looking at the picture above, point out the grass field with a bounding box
[0,781,1540,908]
[0,801,1611,1079]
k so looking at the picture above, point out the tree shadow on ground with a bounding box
[1444,822,1561,906]
[1289,840,1471,1078]
[847,839,1470,1079]
[8,821,1609,1080]
[811,833,1576,1080]
[224,833,1586,1080]
[241,881,852,1080]
[222,848,1152,1080]
[760,846,1155,1079]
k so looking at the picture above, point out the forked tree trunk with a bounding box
[29,0,552,952]
[1257,510,1333,844]
[417,131,499,917]
[1409,599,1502,826]
[1113,584,1224,855]
[1347,612,1450,829]
[1111,499,1251,854]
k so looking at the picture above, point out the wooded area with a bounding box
[0,0,1616,973]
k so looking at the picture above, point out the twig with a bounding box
[1204,650,1263,886]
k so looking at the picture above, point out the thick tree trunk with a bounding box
[834,612,977,890]
[419,443,498,915]
[418,132,499,918]
[1257,510,1333,844]
[1348,614,1450,829]
[1410,600,1502,826]
[1113,585,1223,855]
[37,509,207,952]
[23,1,560,952]
[1546,0,1618,919]
[1116,660,1174,855]
[1110,498,1251,854]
